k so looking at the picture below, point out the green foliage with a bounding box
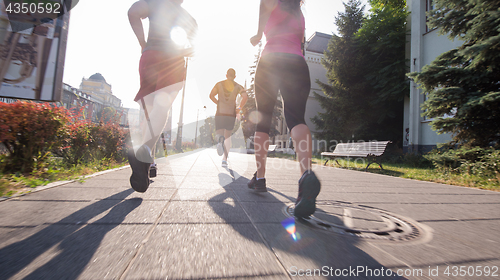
[425,145,500,182]
[313,0,366,143]
[199,117,215,147]
[171,140,197,151]
[0,156,127,197]
[424,144,469,171]
[360,0,409,102]
[400,152,433,168]
[357,0,409,143]
[0,101,70,173]
[313,0,409,145]
[0,101,127,175]
[408,0,500,147]
[56,110,127,165]
[101,107,120,124]
[462,149,500,179]
[314,149,497,190]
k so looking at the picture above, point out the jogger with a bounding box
[127,0,197,192]
[248,0,321,218]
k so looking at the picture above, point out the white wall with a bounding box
[305,51,327,135]
[406,0,463,152]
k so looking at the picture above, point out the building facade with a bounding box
[61,83,95,121]
[79,73,127,126]
[1,73,128,126]
[59,73,127,126]
[404,0,463,153]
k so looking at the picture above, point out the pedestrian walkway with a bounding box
[0,148,499,279]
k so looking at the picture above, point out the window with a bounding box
[425,0,436,33]
[426,0,434,11]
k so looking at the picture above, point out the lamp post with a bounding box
[194,106,206,148]
[175,58,189,152]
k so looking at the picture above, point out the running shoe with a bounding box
[216,135,225,156]
[149,163,157,178]
[247,172,267,192]
[294,170,321,218]
[221,160,228,167]
[128,146,151,193]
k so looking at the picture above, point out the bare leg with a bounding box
[139,87,180,151]
[290,124,312,175]
[254,131,270,178]
[216,129,224,143]
[222,129,232,161]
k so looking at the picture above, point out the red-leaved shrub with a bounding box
[0,101,69,173]
[0,101,128,173]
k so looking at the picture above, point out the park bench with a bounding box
[321,141,391,171]
[268,144,277,155]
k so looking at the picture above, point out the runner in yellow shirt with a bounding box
[209,69,248,167]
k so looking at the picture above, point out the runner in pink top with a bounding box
[261,0,305,57]
[248,0,321,219]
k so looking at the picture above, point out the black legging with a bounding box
[255,53,311,134]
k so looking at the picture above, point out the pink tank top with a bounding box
[262,2,305,57]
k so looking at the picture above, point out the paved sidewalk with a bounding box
[0,148,499,279]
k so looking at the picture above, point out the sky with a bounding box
[63,0,369,130]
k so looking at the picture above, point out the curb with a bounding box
[0,165,130,202]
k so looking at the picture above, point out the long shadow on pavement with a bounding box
[209,170,404,280]
[0,188,140,279]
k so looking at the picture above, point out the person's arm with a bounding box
[128,0,149,51]
[209,84,219,105]
[250,0,277,46]
[237,89,248,111]
[180,14,198,57]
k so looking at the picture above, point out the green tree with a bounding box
[408,0,500,147]
[356,0,409,144]
[199,117,215,147]
[313,0,409,145]
[312,0,367,143]
[101,107,120,124]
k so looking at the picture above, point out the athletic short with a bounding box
[134,50,186,102]
[254,53,311,133]
[215,115,236,131]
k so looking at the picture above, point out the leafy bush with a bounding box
[58,120,99,164]
[171,141,197,151]
[0,101,69,173]
[57,110,127,165]
[460,149,500,180]
[399,152,432,168]
[0,101,128,173]
[97,121,128,162]
[425,145,500,181]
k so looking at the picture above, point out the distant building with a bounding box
[58,73,129,126]
[79,73,127,126]
[1,73,129,126]
[405,0,463,153]
[61,83,95,121]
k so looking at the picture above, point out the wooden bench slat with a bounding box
[320,141,391,171]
